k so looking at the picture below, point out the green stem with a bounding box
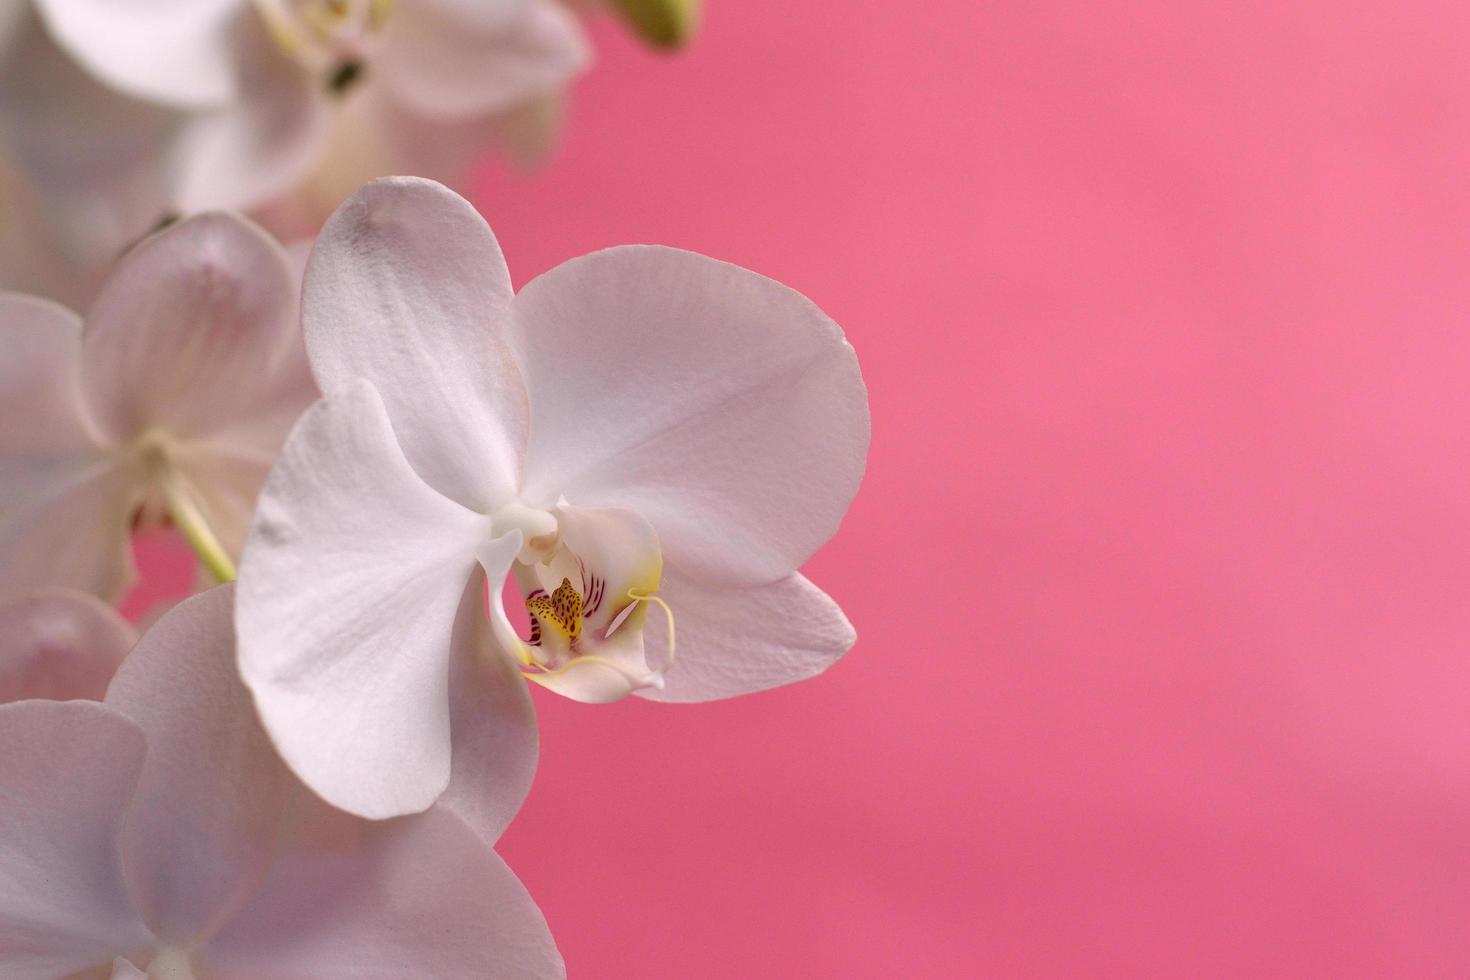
[158,470,237,584]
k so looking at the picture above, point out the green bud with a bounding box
[610,0,700,49]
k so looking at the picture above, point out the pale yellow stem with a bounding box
[157,469,237,584]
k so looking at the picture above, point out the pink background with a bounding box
[134,1,1470,975]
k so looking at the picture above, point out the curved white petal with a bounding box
[304,177,528,512]
[439,562,540,844]
[203,806,563,979]
[106,586,293,946]
[636,569,855,703]
[170,16,330,213]
[510,246,870,587]
[32,0,243,108]
[0,700,152,978]
[381,0,590,121]
[238,379,494,821]
[79,212,302,445]
[0,590,135,701]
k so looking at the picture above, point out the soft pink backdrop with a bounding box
[133,1,1470,975]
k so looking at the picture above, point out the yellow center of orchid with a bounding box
[124,431,237,584]
[525,577,583,647]
[253,0,394,94]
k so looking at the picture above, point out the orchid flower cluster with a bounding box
[0,5,869,976]
[0,0,696,306]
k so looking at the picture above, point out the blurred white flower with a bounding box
[237,177,869,837]
[28,0,590,219]
[0,585,563,979]
[0,590,134,701]
[0,211,314,602]
[0,8,182,307]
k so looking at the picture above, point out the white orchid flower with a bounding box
[237,177,869,836]
[0,210,315,603]
[0,590,134,701]
[29,0,590,220]
[0,585,564,979]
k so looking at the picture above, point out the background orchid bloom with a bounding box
[29,0,590,223]
[0,590,134,701]
[238,177,869,836]
[0,7,183,308]
[0,210,314,603]
[0,585,564,979]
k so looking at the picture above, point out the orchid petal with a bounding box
[106,585,293,946]
[0,292,97,456]
[110,958,147,980]
[0,591,134,702]
[238,379,494,821]
[78,212,302,445]
[203,806,564,979]
[0,19,178,294]
[0,293,135,600]
[382,0,590,121]
[170,17,330,213]
[636,570,856,702]
[510,246,870,586]
[0,700,152,978]
[0,293,134,597]
[525,654,650,704]
[0,458,136,602]
[31,0,242,108]
[411,0,535,32]
[439,563,540,844]
[304,177,528,512]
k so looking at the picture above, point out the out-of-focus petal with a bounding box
[412,0,535,32]
[0,590,135,701]
[0,293,134,601]
[381,0,590,121]
[78,212,301,444]
[0,458,137,603]
[110,958,147,980]
[202,806,564,980]
[0,19,178,306]
[0,700,152,978]
[637,569,855,702]
[170,16,330,213]
[0,293,132,599]
[0,292,97,455]
[238,380,495,821]
[106,585,292,946]
[303,177,528,512]
[32,0,242,108]
[510,246,870,587]
[438,563,539,844]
